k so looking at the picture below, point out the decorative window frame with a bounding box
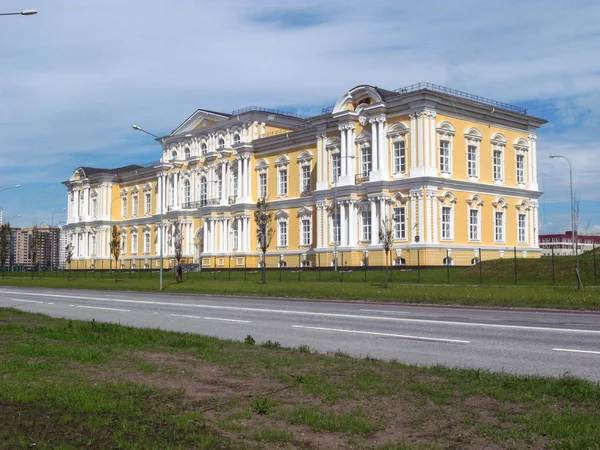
[329,200,341,246]
[515,200,530,244]
[131,226,139,255]
[492,198,508,243]
[217,135,226,149]
[390,193,408,241]
[436,121,455,178]
[438,192,457,241]
[465,128,482,181]
[491,133,506,185]
[297,207,312,247]
[131,186,139,218]
[90,189,98,219]
[230,161,239,200]
[255,159,269,200]
[387,122,409,179]
[143,183,152,215]
[275,210,289,249]
[120,188,128,218]
[357,198,372,243]
[466,194,484,242]
[297,150,313,194]
[143,225,151,254]
[200,140,208,155]
[232,130,242,145]
[184,146,191,159]
[120,227,128,255]
[514,139,529,187]
[274,155,290,198]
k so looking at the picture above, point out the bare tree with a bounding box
[65,242,74,280]
[379,214,394,287]
[173,222,183,282]
[254,199,274,284]
[30,226,43,279]
[109,225,121,280]
[0,223,11,279]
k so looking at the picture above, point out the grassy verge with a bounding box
[1,308,599,449]
[2,271,600,310]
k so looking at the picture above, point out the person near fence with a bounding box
[175,264,183,283]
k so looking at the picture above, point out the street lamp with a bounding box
[132,125,166,290]
[51,207,66,271]
[549,155,575,256]
[0,184,21,194]
[0,10,37,16]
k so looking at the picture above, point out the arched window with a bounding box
[218,138,225,149]
[184,147,191,159]
[201,142,208,154]
[233,133,241,145]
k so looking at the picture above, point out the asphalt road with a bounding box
[1,286,599,381]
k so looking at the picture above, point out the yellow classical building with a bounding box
[63,83,546,269]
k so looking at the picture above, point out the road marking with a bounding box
[10,298,45,304]
[5,290,600,335]
[172,313,250,323]
[360,309,410,314]
[292,325,470,344]
[75,305,130,312]
[553,348,600,355]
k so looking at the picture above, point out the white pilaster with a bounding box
[409,113,417,173]
[371,199,379,245]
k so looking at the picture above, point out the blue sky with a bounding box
[0,0,599,233]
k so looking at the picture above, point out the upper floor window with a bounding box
[518,213,527,244]
[361,209,372,241]
[440,140,451,173]
[233,133,241,145]
[121,197,127,217]
[301,165,311,193]
[184,147,191,159]
[258,172,267,199]
[201,142,208,154]
[91,198,98,218]
[132,195,139,216]
[278,168,288,196]
[361,145,372,179]
[393,141,406,174]
[331,153,341,183]
[91,235,96,255]
[231,169,239,198]
[493,149,503,182]
[145,192,151,214]
[437,122,455,175]
[200,177,208,206]
[183,179,191,205]
[516,154,525,185]
[467,145,478,178]
[218,138,225,149]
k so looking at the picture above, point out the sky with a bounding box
[0,0,599,234]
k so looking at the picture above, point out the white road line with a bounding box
[360,309,410,314]
[173,313,250,323]
[5,290,600,335]
[75,305,130,312]
[292,325,470,344]
[10,298,45,304]
[553,348,600,355]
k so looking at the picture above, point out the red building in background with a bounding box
[539,231,600,256]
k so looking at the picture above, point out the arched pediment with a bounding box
[438,191,457,204]
[274,155,290,166]
[332,85,385,114]
[436,121,455,133]
[465,127,482,140]
[297,150,313,162]
[297,207,312,217]
[275,209,289,219]
[255,159,269,169]
[491,133,506,144]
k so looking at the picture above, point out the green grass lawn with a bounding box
[2,254,600,310]
[1,308,599,449]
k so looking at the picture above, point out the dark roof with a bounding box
[373,87,401,100]
[79,164,144,177]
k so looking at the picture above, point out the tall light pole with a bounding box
[51,207,65,271]
[0,10,37,16]
[549,155,575,256]
[132,125,166,290]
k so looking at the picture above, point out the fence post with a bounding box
[389,251,393,283]
[298,254,301,282]
[593,242,597,285]
[213,256,217,280]
[279,259,282,282]
[228,256,231,280]
[340,252,344,283]
[244,257,247,281]
[479,248,483,285]
[446,249,450,284]
[363,253,367,283]
[417,250,421,283]
[513,246,518,285]
[318,253,321,281]
[551,247,556,285]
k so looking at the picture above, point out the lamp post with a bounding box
[549,155,576,256]
[51,207,65,271]
[133,125,166,290]
[0,184,21,194]
[0,10,37,16]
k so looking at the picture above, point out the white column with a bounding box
[221,163,227,204]
[74,190,80,220]
[429,112,437,172]
[528,134,538,190]
[379,120,388,174]
[417,112,424,167]
[371,199,379,245]
[237,159,243,198]
[378,121,385,172]
[340,202,347,246]
[340,128,347,176]
[245,217,251,252]
[371,120,378,171]
[423,113,430,168]
[418,194,425,242]
[349,202,357,247]
[409,192,418,242]
[348,127,356,180]
[409,113,417,172]
[202,221,207,253]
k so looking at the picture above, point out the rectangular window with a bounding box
[440,140,450,173]
[518,213,527,243]
[493,150,503,182]
[331,211,340,244]
[469,209,479,241]
[301,165,311,193]
[331,153,341,183]
[259,172,267,199]
[145,192,151,214]
[278,168,288,196]
[362,210,372,241]
[217,176,222,200]
[301,218,311,246]
[144,233,150,253]
[133,196,139,216]
[91,198,98,217]
[467,145,478,178]
[91,235,96,255]
[121,198,127,217]
[232,172,238,197]
[233,227,239,250]
[441,206,452,240]
[393,141,406,174]
[361,147,372,178]
[516,154,525,184]
[121,234,127,254]
[278,221,288,247]
[495,211,505,242]
[393,207,406,239]
[200,181,207,206]
[132,234,138,254]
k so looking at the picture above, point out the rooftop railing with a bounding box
[231,106,309,120]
